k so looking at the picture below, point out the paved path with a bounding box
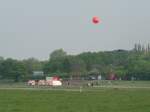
[0,85,150,92]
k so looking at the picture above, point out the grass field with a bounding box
[0,88,150,112]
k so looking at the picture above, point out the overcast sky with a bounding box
[0,0,150,60]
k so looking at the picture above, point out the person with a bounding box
[67,81,70,86]
[91,82,94,87]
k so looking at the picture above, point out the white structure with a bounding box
[52,80,62,86]
[28,76,62,86]
[38,80,46,86]
[46,76,62,86]
[98,75,102,80]
[28,80,36,86]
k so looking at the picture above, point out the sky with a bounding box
[0,0,150,60]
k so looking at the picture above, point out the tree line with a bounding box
[44,48,150,80]
[0,57,46,82]
[1,46,150,82]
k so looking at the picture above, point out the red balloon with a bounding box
[92,16,100,24]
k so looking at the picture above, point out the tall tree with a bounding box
[23,58,43,75]
[50,49,67,60]
[0,59,27,82]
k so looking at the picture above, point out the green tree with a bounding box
[22,58,44,77]
[0,59,27,82]
[50,49,67,60]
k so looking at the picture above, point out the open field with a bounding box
[0,87,150,112]
[0,81,150,112]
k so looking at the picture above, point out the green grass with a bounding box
[0,88,150,112]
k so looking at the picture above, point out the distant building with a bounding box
[33,71,44,77]
[32,71,44,80]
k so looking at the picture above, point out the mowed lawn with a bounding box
[0,89,150,112]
